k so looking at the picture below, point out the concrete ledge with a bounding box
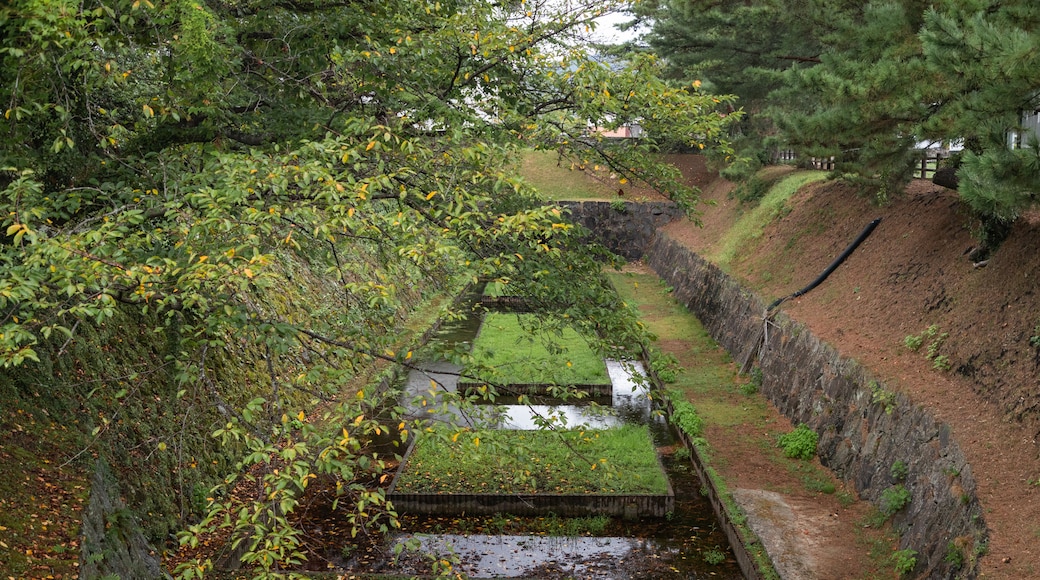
[388,431,675,519]
[388,491,674,518]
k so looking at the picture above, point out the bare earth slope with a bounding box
[664,171,1040,579]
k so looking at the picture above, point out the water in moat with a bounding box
[367,298,743,579]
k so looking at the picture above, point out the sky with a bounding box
[590,10,647,44]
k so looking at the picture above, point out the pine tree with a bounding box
[637,0,823,174]
[921,1,1040,228]
[773,0,941,197]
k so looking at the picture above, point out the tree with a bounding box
[774,0,940,198]
[921,1,1040,236]
[635,0,821,174]
[1,0,737,575]
[645,0,1040,236]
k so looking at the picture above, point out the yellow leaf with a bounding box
[425,191,437,200]
[197,255,208,263]
[619,178,628,184]
[6,223,21,236]
[366,141,376,151]
[354,414,364,426]
[297,411,305,421]
[473,437,480,447]
[142,104,154,117]
[348,207,355,217]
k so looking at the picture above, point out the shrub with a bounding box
[944,541,964,569]
[890,460,908,482]
[893,549,917,576]
[740,367,763,396]
[879,484,911,517]
[777,424,818,460]
[671,398,705,438]
[703,546,727,565]
[650,349,682,383]
[903,334,923,351]
[673,447,691,462]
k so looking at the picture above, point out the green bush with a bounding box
[903,334,923,351]
[893,548,917,576]
[650,349,682,384]
[671,398,705,438]
[890,460,908,482]
[739,366,762,396]
[944,541,964,569]
[703,546,727,565]
[879,484,911,516]
[777,424,818,460]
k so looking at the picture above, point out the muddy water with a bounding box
[373,303,743,579]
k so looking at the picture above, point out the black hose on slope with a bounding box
[766,217,882,312]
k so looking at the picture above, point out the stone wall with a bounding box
[557,201,684,260]
[644,234,987,579]
[79,460,168,580]
[562,201,988,578]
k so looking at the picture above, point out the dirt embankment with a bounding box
[664,163,1040,579]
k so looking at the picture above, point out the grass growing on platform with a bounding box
[396,425,668,494]
[466,313,608,385]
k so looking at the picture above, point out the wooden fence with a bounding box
[772,149,951,179]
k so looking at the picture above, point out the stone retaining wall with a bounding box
[643,233,987,579]
[558,201,684,260]
[561,200,988,578]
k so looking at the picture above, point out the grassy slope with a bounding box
[708,171,828,267]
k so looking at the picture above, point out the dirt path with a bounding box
[613,264,890,579]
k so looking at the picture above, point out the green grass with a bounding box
[710,170,828,268]
[518,150,615,201]
[466,313,608,384]
[396,425,668,494]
